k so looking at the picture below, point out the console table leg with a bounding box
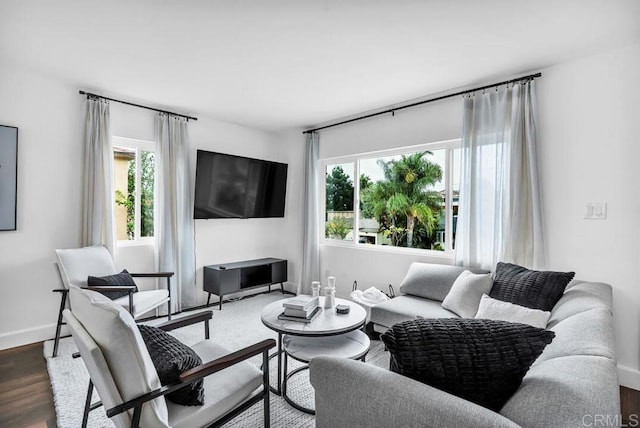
[219,294,223,310]
[280,282,284,294]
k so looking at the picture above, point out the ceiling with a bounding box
[2,0,639,131]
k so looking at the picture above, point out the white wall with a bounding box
[0,66,84,349]
[317,42,640,389]
[537,42,640,389]
[0,64,304,349]
[190,122,304,305]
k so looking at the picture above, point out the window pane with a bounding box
[325,163,354,241]
[114,147,135,240]
[359,150,445,250]
[140,151,155,237]
[451,148,461,249]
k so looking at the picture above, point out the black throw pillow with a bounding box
[489,262,575,311]
[138,325,204,406]
[87,269,138,299]
[380,318,554,411]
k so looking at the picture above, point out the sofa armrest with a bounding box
[309,356,521,428]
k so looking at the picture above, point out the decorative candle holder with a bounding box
[324,276,336,308]
[311,281,321,297]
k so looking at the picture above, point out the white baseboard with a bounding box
[619,364,640,391]
[0,323,59,351]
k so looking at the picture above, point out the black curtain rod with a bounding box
[79,90,198,121]
[303,72,541,134]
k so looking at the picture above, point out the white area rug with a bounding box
[44,293,389,428]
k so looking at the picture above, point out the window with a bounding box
[322,139,460,253]
[113,137,155,242]
[324,162,355,241]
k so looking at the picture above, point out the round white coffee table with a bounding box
[260,296,367,412]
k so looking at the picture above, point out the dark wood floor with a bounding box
[0,342,638,427]
[0,343,56,428]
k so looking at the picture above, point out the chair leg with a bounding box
[52,290,68,358]
[263,349,271,428]
[82,380,93,428]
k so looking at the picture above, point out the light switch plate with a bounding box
[585,202,607,220]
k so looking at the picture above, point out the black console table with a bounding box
[204,258,287,309]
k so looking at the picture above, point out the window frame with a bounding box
[112,136,156,247]
[319,138,461,257]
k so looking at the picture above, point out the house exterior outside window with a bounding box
[113,137,155,244]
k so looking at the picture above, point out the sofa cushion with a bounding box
[548,281,612,327]
[369,295,457,330]
[441,270,493,317]
[538,307,615,362]
[501,355,620,427]
[138,325,204,406]
[489,262,575,311]
[380,318,555,411]
[399,262,489,302]
[475,294,551,328]
[113,289,170,318]
[88,269,138,299]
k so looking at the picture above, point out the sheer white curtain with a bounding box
[155,114,196,311]
[299,132,320,294]
[82,97,115,254]
[456,81,544,270]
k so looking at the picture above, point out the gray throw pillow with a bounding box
[399,263,489,301]
[441,270,493,317]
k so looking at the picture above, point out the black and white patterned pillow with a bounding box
[87,270,138,299]
[490,262,575,311]
[138,325,204,406]
[381,318,555,411]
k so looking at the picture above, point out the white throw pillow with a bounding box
[441,270,493,318]
[475,294,551,328]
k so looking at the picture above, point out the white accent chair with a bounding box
[52,245,173,357]
[64,286,275,428]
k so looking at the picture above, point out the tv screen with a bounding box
[194,150,288,219]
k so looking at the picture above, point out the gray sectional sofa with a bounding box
[310,262,620,428]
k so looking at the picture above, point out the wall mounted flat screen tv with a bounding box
[194,150,288,219]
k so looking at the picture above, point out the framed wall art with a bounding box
[0,125,18,231]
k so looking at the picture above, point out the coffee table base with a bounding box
[281,330,371,414]
[282,364,315,414]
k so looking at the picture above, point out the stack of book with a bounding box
[278,295,321,323]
